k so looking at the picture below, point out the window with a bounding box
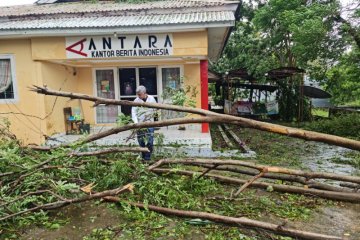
[95,69,118,123]
[0,55,17,101]
[119,67,158,115]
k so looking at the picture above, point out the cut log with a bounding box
[151,168,360,203]
[103,197,341,240]
[217,125,234,148]
[30,86,360,151]
[223,124,250,152]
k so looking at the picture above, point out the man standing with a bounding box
[131,85,157,161]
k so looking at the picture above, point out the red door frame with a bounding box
[200,60,209,133]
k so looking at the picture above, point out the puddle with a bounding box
[301,142,359,177]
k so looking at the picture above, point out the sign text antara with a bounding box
[65,34,173,59]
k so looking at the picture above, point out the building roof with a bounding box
[1,0,234,17]
[0,0,239,61]
[0,11,235,30]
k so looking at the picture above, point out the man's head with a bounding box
[136,85,147,100]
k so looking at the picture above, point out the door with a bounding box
[95,69,119,123]
[119,67,158,115]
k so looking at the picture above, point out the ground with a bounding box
[3,124,360,240]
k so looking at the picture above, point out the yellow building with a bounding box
[0,0,239,145]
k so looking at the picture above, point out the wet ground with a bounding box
[302,142,359,176]
[22,202,123,240]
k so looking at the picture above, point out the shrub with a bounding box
[304,113,360,140]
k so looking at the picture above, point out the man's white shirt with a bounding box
[131,95,157,124]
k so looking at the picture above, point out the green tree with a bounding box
[324,48,360,105]
[213,0,359,119]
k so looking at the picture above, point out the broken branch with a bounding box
[69,147,149,157]
[0,184,133,221]
[233,170,266,197]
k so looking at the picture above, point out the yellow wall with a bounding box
[41,62,79,135]
[77,68,95,125]
[0,39,46,145]
[31,31,208,60]
[183,63,201,109]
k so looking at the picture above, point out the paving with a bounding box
[46,124,255,158]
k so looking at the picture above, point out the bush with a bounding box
[304,113,360,140]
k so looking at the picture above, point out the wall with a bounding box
[0,39,46,145]
[31,31,208,61]
[40,62,79,135]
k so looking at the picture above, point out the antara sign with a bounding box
[65,34,173,59]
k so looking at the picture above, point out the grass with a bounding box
[311,108,329,118]
[1,133,326,240]
[211,123,317,169]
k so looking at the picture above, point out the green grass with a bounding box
[311,108,329,118]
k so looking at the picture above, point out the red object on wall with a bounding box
[200,60,209,133]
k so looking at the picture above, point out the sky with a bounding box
[0,0,37,6]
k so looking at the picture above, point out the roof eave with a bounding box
[0,21,234,39]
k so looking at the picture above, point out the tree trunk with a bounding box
[30,86,360,151]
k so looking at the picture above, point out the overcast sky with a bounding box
[0,0,36,6]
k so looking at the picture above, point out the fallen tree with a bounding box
[191,163,352,192]
[151,168,360,203]
[30,85,360,151]
[149,158,360,184]
[103,197,342,240]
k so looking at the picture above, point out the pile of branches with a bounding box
[149,159,360,202]
[1,86,360,239]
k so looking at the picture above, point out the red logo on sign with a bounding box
[66,38,88,57]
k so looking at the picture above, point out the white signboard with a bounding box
[65,34,173,59]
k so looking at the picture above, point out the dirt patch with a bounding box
[288,203,360,239]
[21,202,123,240]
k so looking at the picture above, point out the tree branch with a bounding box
[29,86,360,151]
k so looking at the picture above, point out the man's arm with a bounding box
[131,106,138,124]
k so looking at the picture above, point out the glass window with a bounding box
[161,67,181,120]
[95,69,118,123]
[139,68,157,95]
[0,58,15,100]
[162,68,180,91]
[119,68,136,96]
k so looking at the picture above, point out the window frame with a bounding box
[0,54,18,103]
[92,67,119,124]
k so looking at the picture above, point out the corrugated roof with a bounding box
[0,11,235,30]
[0,0,235,17]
